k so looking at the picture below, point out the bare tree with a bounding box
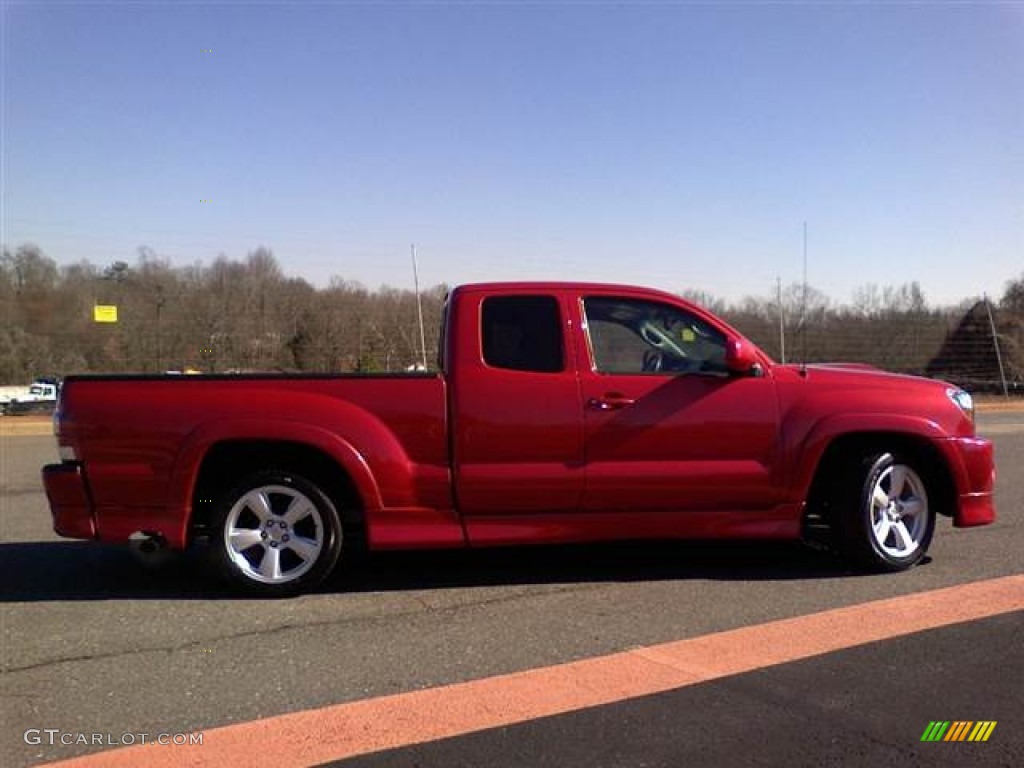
[0,242,1018,392]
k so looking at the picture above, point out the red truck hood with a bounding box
[773,362,958,396]
[779,362,942,382]
[770,362,975,437]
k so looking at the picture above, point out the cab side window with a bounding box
[482,295,564,373]
[584,297,727,375]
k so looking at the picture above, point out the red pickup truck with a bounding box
[43,282,996,595]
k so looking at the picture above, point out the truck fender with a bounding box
[788,412,949,503]
[167,418,387,547]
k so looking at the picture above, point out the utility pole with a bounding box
[155,291,165,372]
[800,221,808,374]
[777,275,786,364]
[984,294,1010,399]
[412,244,428,370]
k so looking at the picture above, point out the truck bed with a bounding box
[53,373,452,548]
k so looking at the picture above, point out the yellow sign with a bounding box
[93,305,118,323]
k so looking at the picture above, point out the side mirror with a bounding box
[725,337,760,376]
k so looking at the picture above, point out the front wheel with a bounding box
[837,452,935,572]
[210,470,343,596]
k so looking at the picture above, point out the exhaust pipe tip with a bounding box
[128,531,173,566]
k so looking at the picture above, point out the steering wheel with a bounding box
[640,325,666,348]
[642,349,663,372]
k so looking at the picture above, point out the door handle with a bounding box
[587,394,636,411]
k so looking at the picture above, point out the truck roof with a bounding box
[452,281,687,303]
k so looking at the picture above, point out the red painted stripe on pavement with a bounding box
[46,574,1024,768]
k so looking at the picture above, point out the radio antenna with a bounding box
[412,244,428,370]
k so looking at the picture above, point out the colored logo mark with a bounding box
[921,721,997,742]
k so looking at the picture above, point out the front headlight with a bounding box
[947,388,975,423]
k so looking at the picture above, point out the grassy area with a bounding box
[0,415,53,437]
[975,396,1024,411]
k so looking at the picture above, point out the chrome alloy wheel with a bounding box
[223,484,325,584]
[867,463,929,560]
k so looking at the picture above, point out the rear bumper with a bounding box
[42,462,96,539]
[944,437,996,528]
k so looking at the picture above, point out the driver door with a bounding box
[576,294,781,513]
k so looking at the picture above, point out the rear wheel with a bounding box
[836,452,935,572]
[210,469,343,596]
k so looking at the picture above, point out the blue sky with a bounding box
[3,1,1021,305]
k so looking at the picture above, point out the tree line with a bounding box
[2,243,1021,391]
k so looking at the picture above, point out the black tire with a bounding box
[835,451,936,572]
[209,469,344,596]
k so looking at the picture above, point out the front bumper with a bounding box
[42,462,96,539]
[945,436,996,528]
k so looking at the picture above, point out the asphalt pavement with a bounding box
[1,412,1021,767]
[331,612,1022,768]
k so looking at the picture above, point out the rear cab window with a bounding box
[481,295,564,373]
